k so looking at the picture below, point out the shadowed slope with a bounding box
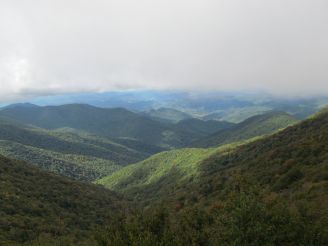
[0,155,125,244]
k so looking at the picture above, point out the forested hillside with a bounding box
[0,104,207,148]
[95,109,328,245]
[1,104,327,245]
[174,118,234,139]
[143,107,192,123]
[0,118,161,181]
[0,155,125,244]
[99,109,326,207]
[192,111,298,147]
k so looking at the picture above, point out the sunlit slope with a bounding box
[96,142,246,203]
[193,108,328,201]
[98,109,328,211]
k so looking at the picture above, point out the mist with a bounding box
[0,0,328,102]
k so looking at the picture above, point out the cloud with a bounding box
[0,0,328,102]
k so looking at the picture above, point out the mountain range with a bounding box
[0,101,327,244]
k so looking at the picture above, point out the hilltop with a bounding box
[192,111,298,147]
[0,118,161,181]
[0,104,202,148]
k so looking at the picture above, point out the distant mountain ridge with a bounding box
[143,107,192,123]
[0,104,178,147]
[0,103,236,148]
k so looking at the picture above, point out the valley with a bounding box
[0,101,327,245]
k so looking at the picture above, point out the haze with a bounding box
[0,0,328,102]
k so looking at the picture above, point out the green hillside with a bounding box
[95,109,328,245]
[174,118,234,138]
[98,110,323,208]
[96,141,250,204]
[0,154,125,244]
[143,107,192,123]
[0,140,121,181]
[97,148,215,194]
[0,104,199,148]
[192,111,298,147]
[0,119,159,181]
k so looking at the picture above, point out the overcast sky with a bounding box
[0,0,327,102]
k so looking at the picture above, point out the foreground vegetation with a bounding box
[0,155,125,244]
[96,180,326,246]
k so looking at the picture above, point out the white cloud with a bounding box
[0,0,328,101]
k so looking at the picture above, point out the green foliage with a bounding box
[272,167,304,191]
[0,119,163,181]
[174,118,235,139]
[0,104,208,148]
[192,111,298,147]
[96,139,256,205]
[0,140,122,181]
[1,106,328,245]
[94,181,327,245]
[96,147,220,203]
[0,155,124,244]
[96,108,328,244]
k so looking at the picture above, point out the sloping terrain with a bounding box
[0,155,125,244]
[95,109,328,245]
[98,109,327,209]
[143,107,192,123]
[0,118,159,181]
[174,118,234,138]
[192,111,298,147]
[97,148,216,199]
[0,104,199,148]
[96,141,247,204]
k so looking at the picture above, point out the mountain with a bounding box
[0,104,196,148]
[97,109,328,205]
[174,118,235,137]
[143,107,192,123]
[0,118,162,181]
[1,102,40,110]
[192,111,298,147]
[95,109,328,244]
[0,154,125,244]
[96,141,248,204]
[27,90,328,122]
[201,106,271,123]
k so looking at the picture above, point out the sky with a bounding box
[0,0,328,102]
